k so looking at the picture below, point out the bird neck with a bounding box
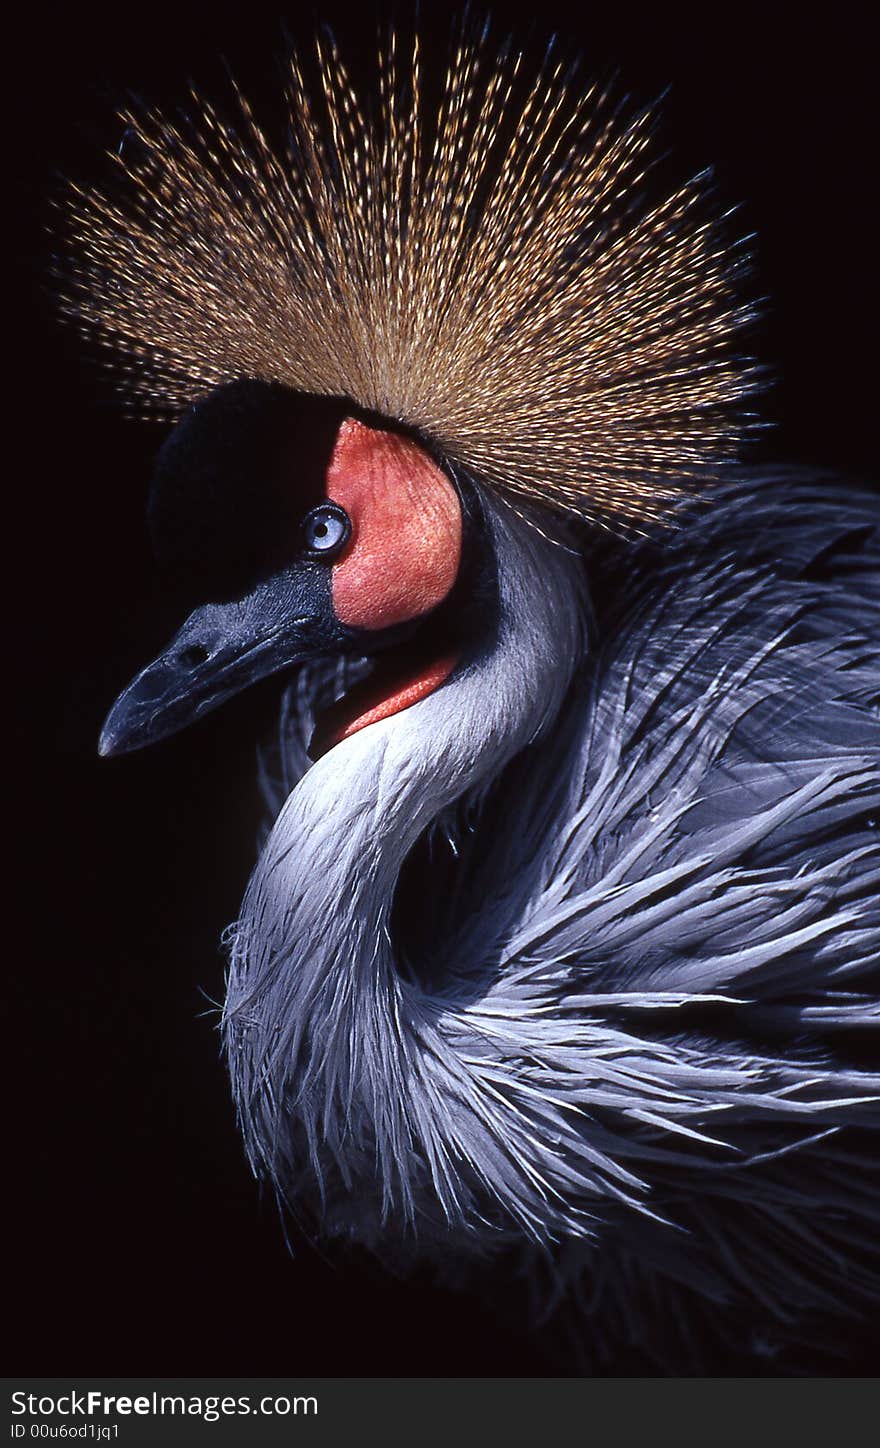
[223,496,588,1211]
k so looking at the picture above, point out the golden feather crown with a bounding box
[59,22,756,529]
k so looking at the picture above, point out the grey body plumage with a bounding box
[227,471,879,1355]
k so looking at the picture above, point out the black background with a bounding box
[9,0,878,1375]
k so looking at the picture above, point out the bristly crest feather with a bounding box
[58,19,757,529]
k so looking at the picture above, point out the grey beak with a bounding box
[99,598,330,757]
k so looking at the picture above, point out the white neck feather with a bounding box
[223,496,588,1221]
[247,498,585,948]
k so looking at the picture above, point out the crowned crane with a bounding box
[61,23,879,1368]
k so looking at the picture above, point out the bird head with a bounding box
[99,378,489,761]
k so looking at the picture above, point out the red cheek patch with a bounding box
[327,417,462,631]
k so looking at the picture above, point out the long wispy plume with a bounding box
[58,20,757,528]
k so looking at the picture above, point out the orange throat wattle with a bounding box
[310,647,459,758]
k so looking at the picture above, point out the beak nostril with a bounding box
[178,644,210,669]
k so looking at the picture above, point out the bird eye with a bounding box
[301,503,351,559]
